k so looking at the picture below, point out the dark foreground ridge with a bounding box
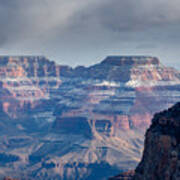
[110,102,180,180]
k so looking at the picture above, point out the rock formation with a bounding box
[0,56,61,118]
[110,102,180,180]
[0,56,180,131]
[134,102,180,180]
[0,56,180,179]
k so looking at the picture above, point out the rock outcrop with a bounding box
[0,56,61,119]
[110,102,180,180]
[133,102,180,180]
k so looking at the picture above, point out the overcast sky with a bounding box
[0,0,180,68]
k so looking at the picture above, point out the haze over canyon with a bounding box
[0,56,180,179]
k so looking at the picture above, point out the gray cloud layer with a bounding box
[0,0,180,68]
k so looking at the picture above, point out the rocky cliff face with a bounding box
[133,102,180,180]
[53,56,180,136]
[0,56,180,130]
[0,56,61,119]
[110,102,180,180]
[0,56,180,180]
[72,56,180,84]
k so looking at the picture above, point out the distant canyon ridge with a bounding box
[0,56,180,179]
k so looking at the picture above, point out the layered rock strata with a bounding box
[0,56,180,180]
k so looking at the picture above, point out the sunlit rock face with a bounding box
[0,56,180,180]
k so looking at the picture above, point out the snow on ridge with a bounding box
[126,79,180,88]
[95,81,121,87]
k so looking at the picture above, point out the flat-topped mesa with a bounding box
[85,55,180,84]
[101,56,160,66]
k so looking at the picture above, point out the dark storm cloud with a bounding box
[94,0,180,32]
[0,0,179,67]
[0,0,30,46]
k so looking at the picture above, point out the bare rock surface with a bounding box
[133,102,180,180]
[110,102,180,180]
[0,56,180,179]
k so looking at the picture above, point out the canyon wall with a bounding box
[0,56,180,179]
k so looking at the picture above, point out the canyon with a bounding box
[0,56,180,179]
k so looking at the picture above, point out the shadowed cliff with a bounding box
[110,102,180,180]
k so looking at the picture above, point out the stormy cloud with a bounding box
[0,0,180,68]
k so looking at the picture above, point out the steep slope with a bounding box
[0,56,61,131]
[0,56,61,114]
[73,56,180,84]
[53,56,180,137]
[133,102,180,180]
[110,102,180,180]
[0,56,180,130]
[0,56,180,179]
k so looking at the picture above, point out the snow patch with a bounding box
[126,79,180,88]
[95,81,121,87]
